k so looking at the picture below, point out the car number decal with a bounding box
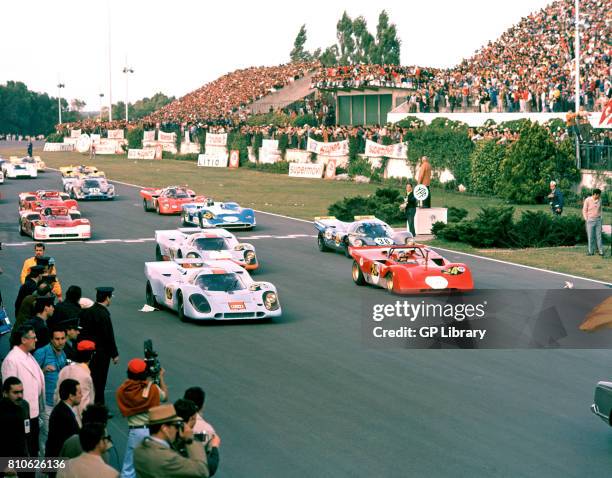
[374,237,394,245]
[165,286,173,300]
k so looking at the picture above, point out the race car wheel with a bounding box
[343,238,352,258]
[155,245,163,261]
[352,261,366,286]
[18,221,25,236]
[155,202,161,214]
[70,190,76,200]
[143,199,150,212]
[145,281,159,308]
[176,250,183,259]
[317,234,329,252]
[385,273,396,293]
[177,292,188,323]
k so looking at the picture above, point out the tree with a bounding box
[70,98,86,112]
[373,10,401,65]
[319,45,339,66]
[290,25,311,62]
[352,16,374,64]
[336,11,355,65]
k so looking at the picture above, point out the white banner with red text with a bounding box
[306,138,349,156]
[364,139,408,159]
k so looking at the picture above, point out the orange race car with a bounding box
[18,190,79,213]
[350,244,474,293]
[140,186,206,215]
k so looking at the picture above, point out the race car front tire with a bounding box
[343,238,351,257]
[177,292,188,322]
[385,273,395,293]
[18,222,25,236]
[143,199,151,212]
[352,261,366,285]
[145,281,160,308]
[317,234,329,252]
[155,245,163,261]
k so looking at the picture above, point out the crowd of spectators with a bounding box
[145,62,316,125]
[312,0,610,114]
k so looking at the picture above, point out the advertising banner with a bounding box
[107,129,125,140]
[306,138,349,156]
[70,129,81,138]
[43,143,75,152]
[143,130,156,142]
[205,133,228,146]
[588,99,612,129]
[229,150,240,168]
[158,131,176,143]
[365,139,408,159]
[198,153,228,167]
[128,148,157,159]
[285,149,311,163]
[288,163,325,178]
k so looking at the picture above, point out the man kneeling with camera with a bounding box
[115,357,168,478]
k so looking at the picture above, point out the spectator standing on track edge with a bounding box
[548,180,564,215]
[79,287,119,413]
[417,156,432,208]
[583,188,604,256]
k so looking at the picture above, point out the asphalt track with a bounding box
[0,160,611,477]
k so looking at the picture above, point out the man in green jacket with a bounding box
[134,404,216,477]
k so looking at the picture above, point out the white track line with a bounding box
[46,168,610,285]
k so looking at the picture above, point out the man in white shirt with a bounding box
[1,323,45,457]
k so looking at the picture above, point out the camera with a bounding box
[144,339,162,385]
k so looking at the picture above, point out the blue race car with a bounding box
[68,176,115,200]
[181,199,256,230]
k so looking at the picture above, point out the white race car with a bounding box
[155,228,258,270]
[2,157,37,179]
[144,259,281,322]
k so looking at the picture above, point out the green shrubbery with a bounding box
[127,127,143,149]
[432,206,587,248]
[327,187,404,224]
[244,160,290,174]
[292,114,317,127]
[469,140,506,195]
[45,132,65,143]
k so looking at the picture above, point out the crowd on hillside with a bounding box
[144,62,317,125]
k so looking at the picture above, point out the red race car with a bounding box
[19,206,91,241]
[140,186,206,215]
[350,244,474,293]
[19,190,78,213]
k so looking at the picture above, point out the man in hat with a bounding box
[13,282,53,342]
[28,295,55,351]
[55,340,96,420]
[79,287,119,408]
[134,404,212,477]
[21,246,62,300]
[36,256,62,301]
[2,324,45,458]
[116,358,168,478]
[15,264,45,315]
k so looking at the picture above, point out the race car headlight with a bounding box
[244,251,256,264]
[352,238,363,247]
[186,252,201,259]
[189,294,211,313]
[263,291,279,311]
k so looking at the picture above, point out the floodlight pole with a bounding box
[57,83,65,124]
[123,65,134,122]
[574,0,581,167]
[99,93,105,121]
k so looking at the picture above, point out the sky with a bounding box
[1,0,553,110]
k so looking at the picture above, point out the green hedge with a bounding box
[127,127,143,149]
[432,206,587,248]
[469,140,506,195]
[327,187,405,224]
[45,132,65,143]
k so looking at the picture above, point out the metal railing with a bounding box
[580,144,612,171]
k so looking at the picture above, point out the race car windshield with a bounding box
[222,203,239,210]
[166,189,190,199]
[359,223,392,237]
[193,238,229,251]
[196,273,245,292]
[83,180,101,188]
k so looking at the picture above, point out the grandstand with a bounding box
[120,0,610,127]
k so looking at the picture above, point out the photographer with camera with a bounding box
[134,404,210,478]
[115,355,168,478]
